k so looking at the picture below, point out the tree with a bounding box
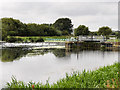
[26,23,61,36]
[39,24,61,36]
[53,18,73,35]
[98,26,112,36]
[1,28,7,41]
[89,31,98,36]
[111,31,116,35]
[115,31,120,39]
[26,23,39,36]
[1,18,27,37]
[74,25,90,36]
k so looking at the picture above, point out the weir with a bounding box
[65,41,120,50]
[1,42,65,48]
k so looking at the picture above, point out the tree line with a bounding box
[1,17,120,41]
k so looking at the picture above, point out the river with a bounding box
[0,46,119,88]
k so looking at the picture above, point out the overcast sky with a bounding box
[0,0,119,31]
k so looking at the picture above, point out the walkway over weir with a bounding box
[46,36,106,42]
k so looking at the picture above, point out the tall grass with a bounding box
[6,36,44,43]
[5,62,120,88]
[10,36,73,42]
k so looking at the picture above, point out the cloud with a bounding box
[0,0,119,2]
[0,2,118,31]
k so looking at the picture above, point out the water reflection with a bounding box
[0,47,119,62]
[52,49,66,57]
[0,47,118,88]
[0,48,68,62]
[1,47,31,62]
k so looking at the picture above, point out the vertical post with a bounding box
[76,36,79,60]
[103,35,104,42]
[118,1,120,62]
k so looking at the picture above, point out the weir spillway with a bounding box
[1,42,65,48]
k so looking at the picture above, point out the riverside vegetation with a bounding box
[6,62,120,88]
[1,17,120,42]
[1,17,120,89]
[5,36,120,43]
[5,36,69,43]
[6,36,44,43]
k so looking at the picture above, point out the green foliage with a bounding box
[5,36,44,43]
[1,17,118,41]
[98,26,112,36]
[53,18,73,35]
[1,18,27,36]
[6,37,19,43]
[111,31,116,35]
[29,37,44,42]
[1,28,7,41]
[106,39,120,42]
[62,30,69,35]
[115,31,120,39]
[1,18,63,41]
[36,38,44,42]
[89,31,99,36]
[6,63,120,88]
[26,23,61,36]
[14,36,68,42]
[74,25,90,36]
[1,47,30,62]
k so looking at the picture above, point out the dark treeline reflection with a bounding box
[0,48,67,62]
[1,47,31,62]
[0,47,117,62]
[52,49,66,57]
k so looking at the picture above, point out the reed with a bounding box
[6,62,120,88]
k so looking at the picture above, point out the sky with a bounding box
[0,0,119,31]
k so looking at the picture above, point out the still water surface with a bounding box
[0,47,118,88]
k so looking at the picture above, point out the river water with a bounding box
[0,47,119,88]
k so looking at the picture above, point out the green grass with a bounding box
[6,36,44,43]
[7,36,120,42]
[13,36,72,42]
[106,39,120,42]
[5,62,120,88]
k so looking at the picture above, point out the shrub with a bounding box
[6,37,24,43]
[6,37,18,43]
[6,63,120,88]
[29,38,36,42]
[36,38,44,42]
[28,37,44,42]
[17,38,23,42]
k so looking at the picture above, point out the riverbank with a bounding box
[5,62,119,88]
[4,36,120,42]
[6,36,69,43]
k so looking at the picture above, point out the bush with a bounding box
[6,37,18,43]
[28,37,44,42]
[17,38,23,42]
[6,37,24,43]
[29,38,36,42]
[36,38,44,42]
[6,37,44,43]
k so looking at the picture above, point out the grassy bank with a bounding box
[6,62,120,88]
[5,36,120,43]
[106,39,120,42]
[6,36,71,42]
[15,36,68,39]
